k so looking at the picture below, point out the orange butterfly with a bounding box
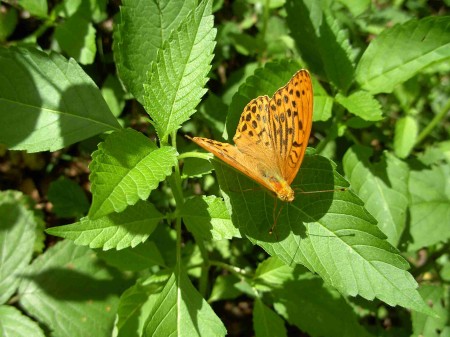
[188,69,313,202]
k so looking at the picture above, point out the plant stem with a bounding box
[415,98,450,146]
[209,260,252,279]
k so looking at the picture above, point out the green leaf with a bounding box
[181,195,240,241]
[412,285,448,337]
[181,157,213,178]
[407,163,450,251]
[356,16,450,94]
[97,241,165,271]
[214,154,435,316]
[312,77,333,122]
[0,47,121,152]
[197,92,228,139]
[337,0,370,17]
[335,91,383,121]
[273,277,372,337]
[0,6,18,41]
[18,240,122,337]
[0,305,45,337]
[254,257,295,290]
[101,74,126,117]
[54,12,96,65]
[226,60,302,139]
[394,116,418,158]
[113,0,197,104]
[253,298,287,337]
[286,0,355,92]
[116,276,166,337]
[143,270,227,337]
[0,191,36,304]
[18,0,48,17]
[343,146,408,246]
[208,274,242,303]
[143,0,216,141]
[88,129,177,219]
[47,177,89,218]
[47,201,163,250]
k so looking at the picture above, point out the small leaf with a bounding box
[113,0,197,104]
[343,146,408,246]
[0,6,18,41]
[356,16,450,94]
[0,47,121,152]
[88,129,177,219]
[394,116,418,158]
[335,91,383,121]
[182,157,213,178]
[47,177,89,218]
[143,270,227,336]
[54,12,96,65]
[214,154,435,316]
[254,298,287,337]
[312,77,333,122]
[144,0,217,141]
[0,191,36,304]
[254,257,295,290]
[0,306,45,337]
[18,240,122,337]
[407,163,450,251]
[181,195,240,241]
[47,201,163,250]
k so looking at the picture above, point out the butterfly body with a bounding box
[190,69,313,202]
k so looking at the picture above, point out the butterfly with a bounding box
[188,69,313,202]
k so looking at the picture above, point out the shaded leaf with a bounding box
[254,298,287,337]
[214,154,434,315]
[47,177,89,218]
[0,47,121,152]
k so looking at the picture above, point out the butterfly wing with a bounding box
[269,70,313,185]
[189,136,280,194]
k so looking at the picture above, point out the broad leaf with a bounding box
[273,276,372,337]
[0,47,121,152]
[54,12,96,65]
[18,0,47,17]
[47,201,163,250]
[214,154,434,316]
[356,16,450,94]
[343,146,408,246]
[181,195,240,241]
[143,270,226,337]
[286,0,355,92]
[0,191,36,304]
[254,298,287,337]
[47,177,89,218]
[335,91,383,121]
[19,240,123,337]
[144,0,216,141]
[0,305,45,337]
[407,163,450,251]
[89,129,177,219]
[113,0,196,103]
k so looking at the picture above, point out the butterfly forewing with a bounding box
[270,70,313,184]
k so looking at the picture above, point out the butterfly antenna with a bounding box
[294,186,348,194]
[269,198,283,239]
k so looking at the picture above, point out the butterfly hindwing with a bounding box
[270,70,313,185]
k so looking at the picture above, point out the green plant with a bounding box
[0,0,449,336]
